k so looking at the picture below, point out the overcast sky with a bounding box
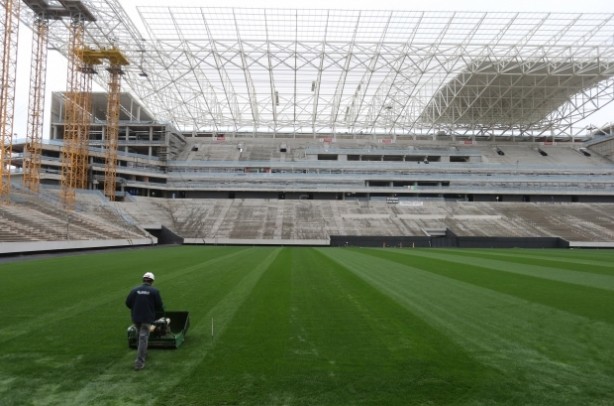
[13,0,614,138]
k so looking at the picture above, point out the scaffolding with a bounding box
[77,48,128,201]
[61,18,95,209]
[23,18,48,193]
[0,0,20,204]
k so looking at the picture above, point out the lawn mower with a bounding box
[127,311,190,349]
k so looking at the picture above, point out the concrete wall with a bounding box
[0,238,157,255]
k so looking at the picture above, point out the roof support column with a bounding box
[331,11,361,135]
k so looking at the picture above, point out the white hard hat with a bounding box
[143,272,155,281]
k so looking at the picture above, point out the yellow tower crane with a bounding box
[23,17,48,193]
[62,18,92,209]
[0,0,20,204]
[104,55,127,202]
[78,47,128,201]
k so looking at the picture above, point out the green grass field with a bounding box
[1,246,614,405]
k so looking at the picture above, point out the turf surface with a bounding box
[1,246,613,405]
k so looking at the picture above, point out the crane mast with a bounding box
[104,57,125,201]
[61,18,92,209]
[23,17,48,193]
[77,47,128,201]
[0,0,20,204]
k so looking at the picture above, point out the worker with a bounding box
[125,272,164,371]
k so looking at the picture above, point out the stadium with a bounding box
[2,1,614,405]
[2,3,614,252]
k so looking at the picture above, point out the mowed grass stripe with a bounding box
[398,248,614,292]
[0,246,280,405]
[363,248,614,324]
[433,248,614,277]
[160,247,501,405]
[319,248,614,404]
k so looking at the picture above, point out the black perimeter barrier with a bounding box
[330,232,568,249]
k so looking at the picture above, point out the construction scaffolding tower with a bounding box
[104,61,122,200]
[23,17,48,193]
[0,0,20,204]
[62,18,93,209]
[78,48,128,201]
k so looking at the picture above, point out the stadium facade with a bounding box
[10,89,614,203]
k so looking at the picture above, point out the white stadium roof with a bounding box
[19,2,614,137]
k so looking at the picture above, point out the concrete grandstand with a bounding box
[4,3,614,252]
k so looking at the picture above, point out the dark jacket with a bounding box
[125,283,164,324]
